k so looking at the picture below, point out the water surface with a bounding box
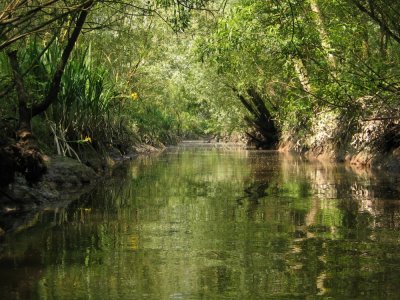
[1,145,400,299]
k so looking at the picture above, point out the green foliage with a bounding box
[0,52,14,119]
[128,99,180,145]
[3,0,399,153]
[51,44,116,141]
[2,0,245,154]
[199,0,400,143]
[8,39,139,153]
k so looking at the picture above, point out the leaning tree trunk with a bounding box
[236,88,279,149]
[309,0,337,70]
[292,56,313,94]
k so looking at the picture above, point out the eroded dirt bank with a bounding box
[0,144,162,235]
[279,109,400,172]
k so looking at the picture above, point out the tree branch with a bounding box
[32,1,94,116]
[351,0,400,45]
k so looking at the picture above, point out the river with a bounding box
[1,144,400,299]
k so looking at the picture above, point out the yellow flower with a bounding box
[83,136,92,143]
[130,92,139,101]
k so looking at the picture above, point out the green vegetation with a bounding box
[200,0,400,151]
[1,0,400,181]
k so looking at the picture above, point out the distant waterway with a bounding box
[1,144,400,299]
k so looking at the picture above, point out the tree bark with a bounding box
[32,1,92,116]
[292,57,313,94]
[7,50,31,132]
[7,1,93,130]
[309,0,337,69]
[7,51,46,182]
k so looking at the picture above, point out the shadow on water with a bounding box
[0,146,400,299]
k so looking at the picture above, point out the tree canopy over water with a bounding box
[1,0,399,155]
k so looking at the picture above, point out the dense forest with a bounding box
[1,0,400,183]
[1,2,400,297]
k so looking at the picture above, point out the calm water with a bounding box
[1,145,400,299]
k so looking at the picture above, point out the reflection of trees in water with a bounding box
[1,150,400,298]
[278,153,400,228]
[0,247,44,299]
[277,153,400,297]
[235,152,400,297]
[88,152,400,298]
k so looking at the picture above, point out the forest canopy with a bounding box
[0,0,399,179]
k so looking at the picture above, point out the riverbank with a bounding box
[0,143,162,235]
[278,109,400,172]
[2,120,399,236]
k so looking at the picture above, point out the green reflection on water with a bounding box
[1,147,400,299]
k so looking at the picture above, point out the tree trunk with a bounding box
[7,50,32,132]
[33,3,92,116]
[379,27,388,59]
[292,56,313,94]
[7,50,46,182]
[309,0,337,69]
[235,88,279,149]
[4,2,93,183]
[350,0,400,46]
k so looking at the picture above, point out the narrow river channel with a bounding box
[1,144,400,299]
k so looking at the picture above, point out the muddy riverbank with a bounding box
[279,110,400,172]
[0,144,162,235]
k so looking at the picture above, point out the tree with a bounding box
[349,0,400,45]
[0,0,96,181]
[7,1,94,133]
[200,0,400,150]
[0,0,216,181]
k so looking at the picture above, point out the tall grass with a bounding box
[49,44,114,141]
[22,40,139,155]
[4,40,181,157]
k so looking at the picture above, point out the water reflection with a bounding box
[1,147,400,299]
